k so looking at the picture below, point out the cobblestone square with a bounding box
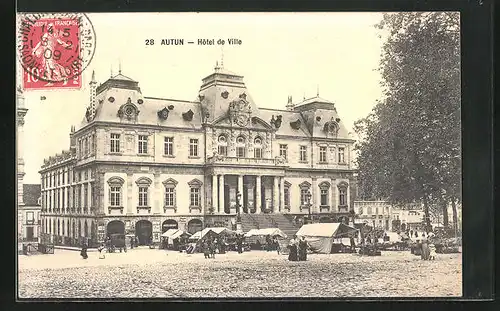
[18,248,462,298]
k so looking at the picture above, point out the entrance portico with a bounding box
[209,168,286,215]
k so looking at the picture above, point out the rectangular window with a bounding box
[320,189,328,206]
[279,144,288,159]
[284,188,290,207]
[319,146,327,163]
[110,133,120,152]
[138,135,148,154]
[84,186,88,207]
[165,188,175,207]
[339,188,346,206]
[254,147,262,159]
[236,146,246,158]
[26,211,34,224]
[189,139,199,157]
[164,137,174,156]
[300,189,309,206]
[338,147,345,163]
[218,145,228,156]
[110,186,121,206]
[62,190,65,209]
[138,187,148,206]
[300,146,307,162]
[190,188,200,207]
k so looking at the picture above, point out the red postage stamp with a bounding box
[17,13,96,90]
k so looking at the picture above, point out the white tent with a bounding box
[296,223,358,254]
[162,229,191,239]
[244,228,288,238]
[189,227,234,241]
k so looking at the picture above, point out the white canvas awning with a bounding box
[189,227,234,240]
[296,223,358,254]
[244,228,288,238]
[161,229,191,239]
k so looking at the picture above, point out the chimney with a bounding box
[69,125,76,150]
[285,95,295,111]
[89,70,97,119]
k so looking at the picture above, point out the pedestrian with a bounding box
[298,236,308,261]
[237,234,243,254]
[273,236,280,254]
[410,229,414,238]
[80,243,88,259]
[288,236,298,261]
[98,243,105,259]
[350,235,356,253]
[209,238,216,259]
[266,235,272,252]
[421,239,431,260]
[202,240,210,259]
[219,237,226,254]
[414,231,419,238]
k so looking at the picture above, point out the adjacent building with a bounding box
[354,200,392,230]
[17,87,28,243]
[39,63,357,247]
[20,184,42,242]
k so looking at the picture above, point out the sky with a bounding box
[18,12,385,184]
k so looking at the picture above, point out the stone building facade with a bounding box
[39,64,357,246]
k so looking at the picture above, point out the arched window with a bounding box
[163,178,178,212]
[188,179,203,210]
[338,182,348,207]
[107,177,125,213]
[318,181,330,207]
[236,136,246,158]
[299,181,312,207]
[217,135,228,156]
[254,136,263,158]
[136,177,153,209]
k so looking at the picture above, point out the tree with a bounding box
[354,12,461,232]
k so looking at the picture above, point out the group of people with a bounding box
[201,236,231,258]
[288,236,309,261]
[263,235,281,254]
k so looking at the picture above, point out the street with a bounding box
[18,248,462,298]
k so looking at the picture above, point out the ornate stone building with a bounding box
[39,63,357,246]
[17,87,28,242]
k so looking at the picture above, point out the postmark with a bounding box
[16,13,96,90]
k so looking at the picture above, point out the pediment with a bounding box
[212,115,273,130]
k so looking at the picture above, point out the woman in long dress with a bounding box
[421,239,431,260]
[288,237,298,261]
[298,237,308,261]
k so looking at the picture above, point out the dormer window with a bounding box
[218,135,228,156]
[254,137,263,158]
[236,136,246,158]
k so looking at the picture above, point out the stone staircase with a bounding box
[239,213,301,239]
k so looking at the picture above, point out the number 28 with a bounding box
[145,39,154,45]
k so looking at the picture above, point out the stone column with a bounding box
[331,178,337,213]
[280,177,285,212]
[212,175,218,213]
[255,176,261,214]
[238,175,244,215]
[346,182,351,211]
[127,173,133,215]
[311,178,318,214]
[219,174,225,214]
[273,176,279,213]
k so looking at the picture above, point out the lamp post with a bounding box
[306,190,312,224]
[236,191,242,232]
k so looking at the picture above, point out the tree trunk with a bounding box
[451,197,458,233]
[442,196,449,227]
[423,195,431,232]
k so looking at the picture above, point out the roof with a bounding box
[296,223,357,238]
[190,227,234,240]
[161,229,191,239]
[296,96,335,106]
[23,184,41,206]
[110,73,136,82]
[258,108,310,137]
[244,228,287,238]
